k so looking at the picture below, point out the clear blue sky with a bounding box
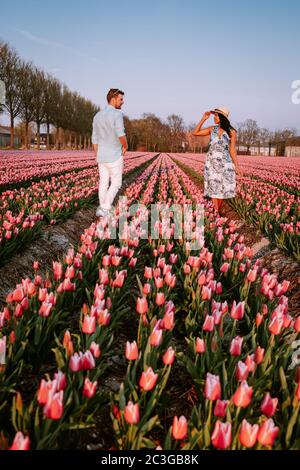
[1,0,300,131]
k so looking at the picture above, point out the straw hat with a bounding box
[210,106,230,119]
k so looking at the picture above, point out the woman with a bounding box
[192,107,242,214]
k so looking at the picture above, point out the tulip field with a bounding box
[0,151,300,450]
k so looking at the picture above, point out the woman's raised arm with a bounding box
[192,111,214,136]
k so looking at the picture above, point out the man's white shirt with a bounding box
[92,104,125,163]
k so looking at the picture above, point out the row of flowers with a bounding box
[0,153,154,265]
[0,150,150,187]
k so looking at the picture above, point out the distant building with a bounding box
[0,125,21,148]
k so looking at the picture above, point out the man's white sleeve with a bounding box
[92,117,98,144]
[115,111,125,137]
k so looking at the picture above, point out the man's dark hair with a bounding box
[107,88,124,103]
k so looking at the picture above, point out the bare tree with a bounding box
[167,114,185,152]
[0,41,22,147]
[236,119,259,154]
[19,61,36,148]
[31,68,47,150]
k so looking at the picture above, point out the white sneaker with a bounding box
[96,207,107,217]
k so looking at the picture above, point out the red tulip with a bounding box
[261,392,278,417]
[125,341,139,360]
[172,415,188,440]
[154,277,164,288]
[69,353,82,372]
[257,419,279,447]
[293,316,300,332]
[195,337,206,353]
[230,301,245,320]
[233,381,253,408]
[204,373,221,401]
[268,314,284,335]
[203,315,215,332]
[163,347,175,365]
[53,262,63,281]
[144,267,153,279]
[239,419,259,448]
[124,401,140,424]
[162,310,175,330]
[82,378,97,398]
[247,269,258,283]
[37,379,56,405]
[235,361,249,381]
[81,351,96,370]
[9,432,30,450]
[211,421,232,449]
[136,297,148,315]
[295,381,300,400]
[230,336,243,356]
[12,287,24,302]
[254,346,265,364]
[43,390,64,420]
[90,341,101,358]
[82,315,96,334]
[155,292,165,306]
[143,283,152,295]
[54,371,67,391]
[220,262,229,273]
[150,328,163,347]
[97,309,110,326]
[202,286,212,300]
[63,330,74,357]
[214,400,229,418]
[139,367,158,391]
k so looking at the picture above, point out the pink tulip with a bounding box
[81,351,96,370]
[239,419,259,448]
[82,378,97,398]
[139,367,158,391]
[172,415,188,440]
[204,373,221,401]
[150,328,163,346]
[43,390,64,420]
[230,301,245,320]
[235,361,249,381]
[136,297,148,315]
[214,400,229,418]
[233,381,253,408]
[90,341,101,358]
[125,341,139,360]
[124,401,140,424]
[254,346,265,364]
[203,315,215,332]
[155,292,165,306]
[257,419,279,447]
[261,393,278,417]
[53,262,63,281]
[230,336,243,356]
[82,315,96,334]
[195,337,206,353]
[211,421,232,449]
[9,432,30,450]
[163,347,175,365]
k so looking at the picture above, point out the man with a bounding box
[92,88,128,218]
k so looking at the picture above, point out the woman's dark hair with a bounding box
[217,113,236,138]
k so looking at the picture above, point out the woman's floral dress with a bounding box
[204,125,236,199]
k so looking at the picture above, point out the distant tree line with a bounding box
[0,40,298,153]
[0,40,99,149]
